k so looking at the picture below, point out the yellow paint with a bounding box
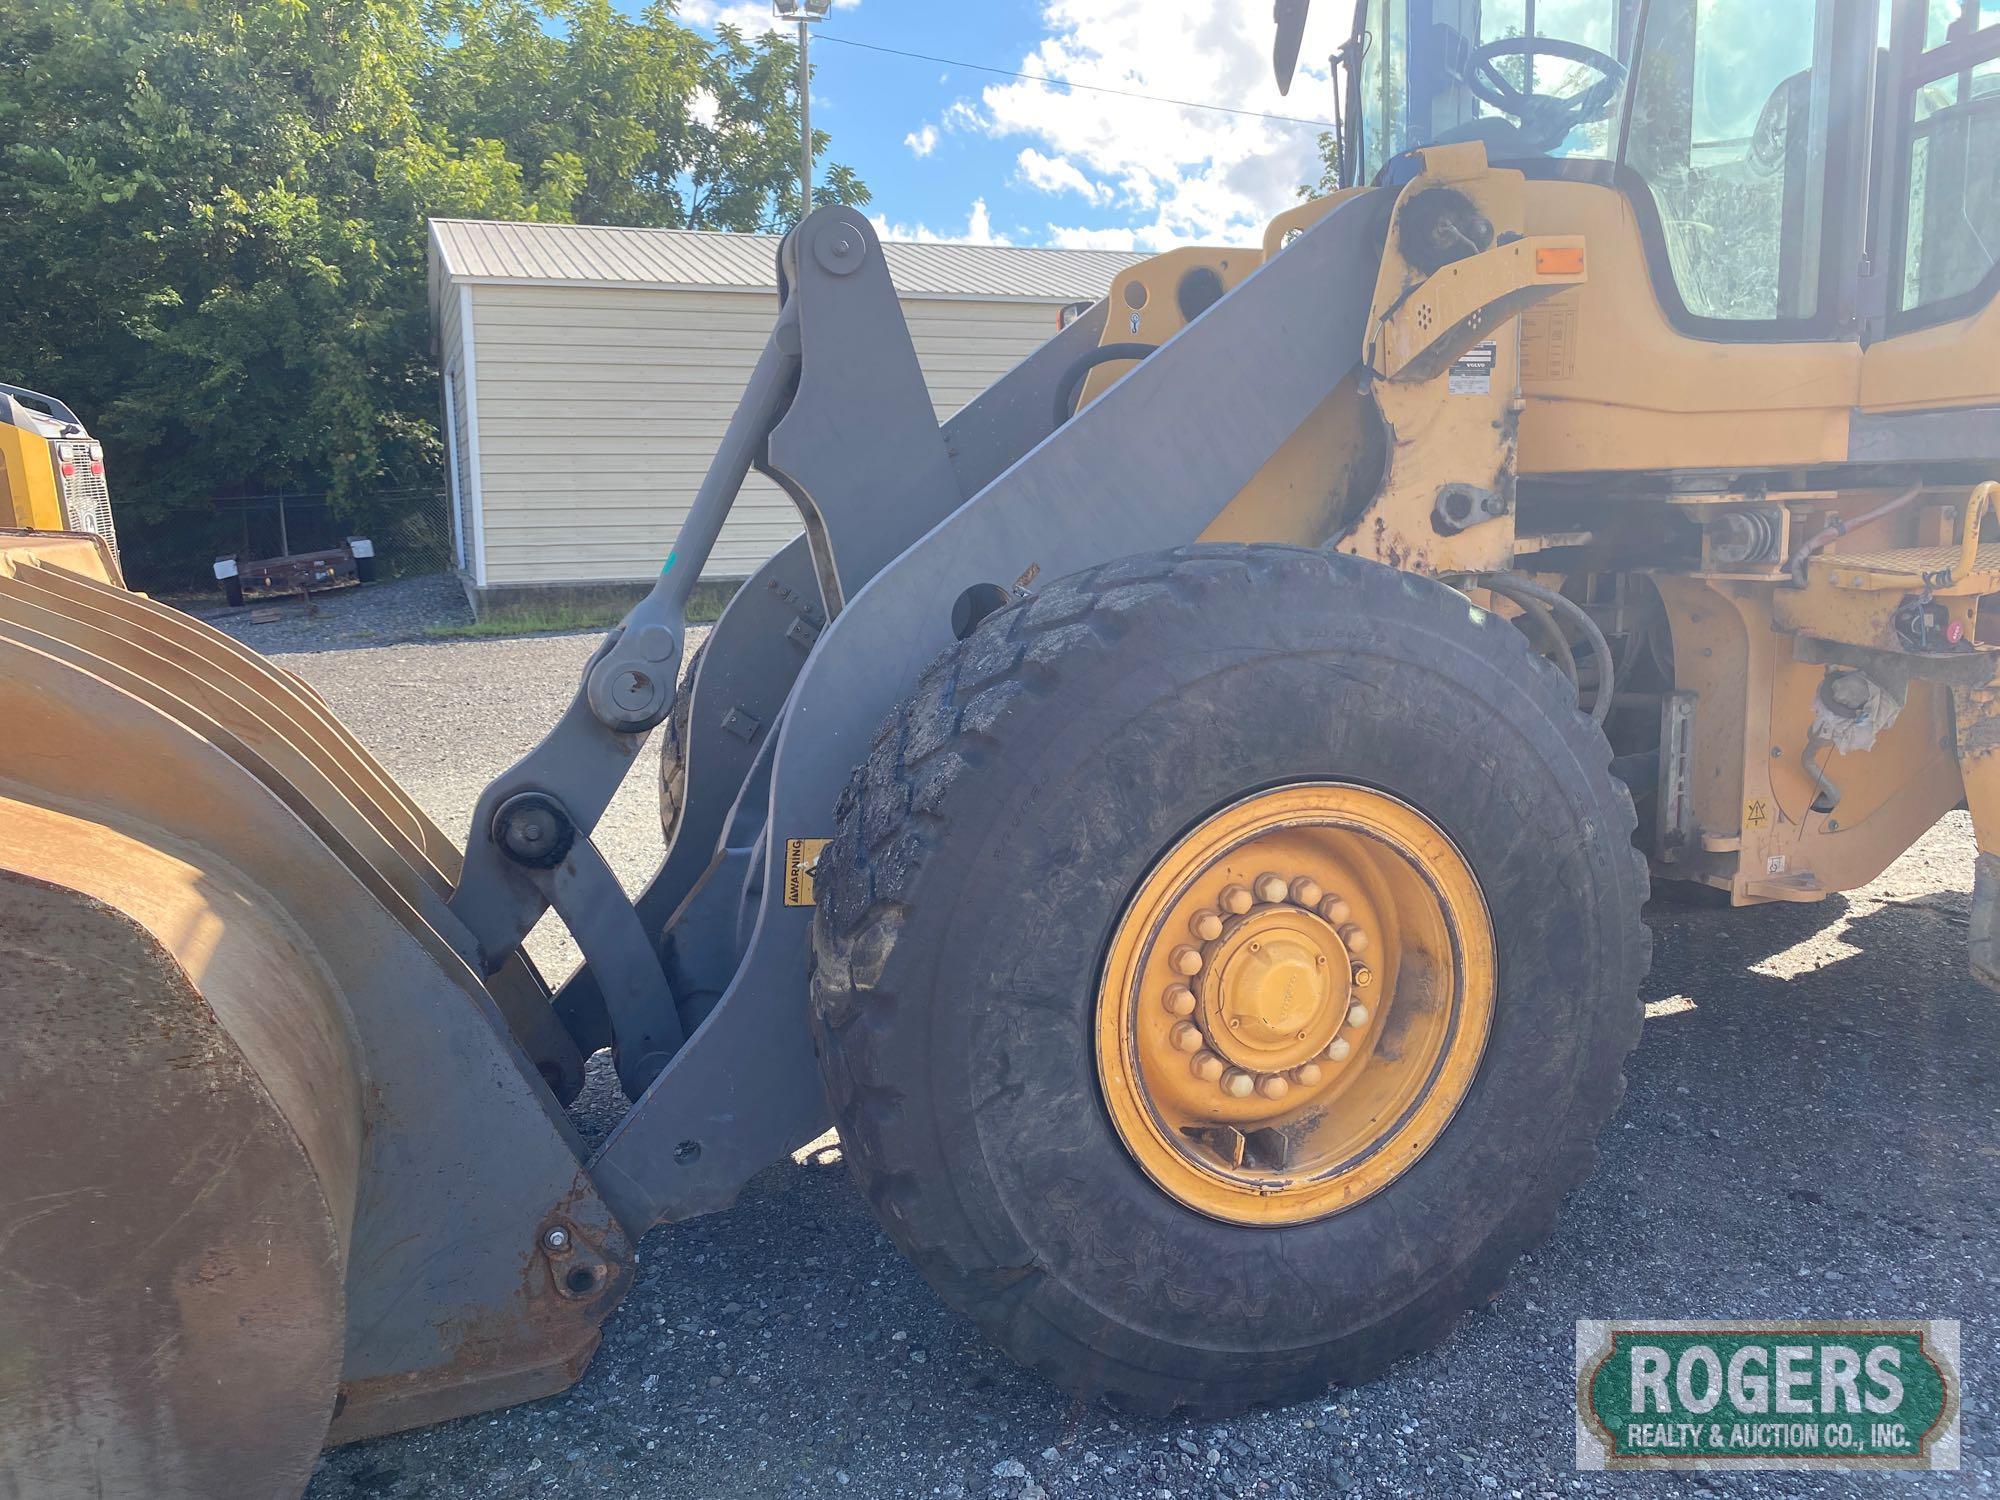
[1516,180,1860,474]
[0,420,65,531]
[1095,783,1493,1226]
[1860,293,2000,415]
[1342,148,1548,575]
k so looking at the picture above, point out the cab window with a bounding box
[1892,4,2000,319]
[1623,0,1833,323]
[1357,0,1628,182]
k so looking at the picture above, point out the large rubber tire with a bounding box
[811,545,1650,1415]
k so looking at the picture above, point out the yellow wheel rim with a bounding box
[1095,783,1495,1225]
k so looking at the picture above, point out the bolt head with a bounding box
[1219,884,1254,915]
[1327,1037,1352,1062]
[543,1226,571,1253]
[1353,965,1374,988]
[494,792,574,869]
[612,667,655,712]
[1289,876,1324,908]
[1190,1050,1225,1082]
[1253,873,1289,904]
[1190,909,1224,942]
[1162,984,1197,1018]
[1294,1062,1324,1086]
[1257,1075,1290,1101]
[1221,1069,1255,1098]
[1170,944,1204,976]
[1318,895,1352,925]
[1170,1021,1204,1053]
[1340,924,1371,956]
[1347,1003,1371,1028]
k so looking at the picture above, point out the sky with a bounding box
[667,0,1363,251]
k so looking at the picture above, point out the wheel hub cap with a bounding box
[1095,783,1495,1225]
[1203,906,1348,1071]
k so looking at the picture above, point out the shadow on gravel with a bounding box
[309,880,1995,1500]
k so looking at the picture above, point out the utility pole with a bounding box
[799,17,812,211]
[772,0,831,215]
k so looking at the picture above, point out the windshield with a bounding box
[1352,0,1632,183]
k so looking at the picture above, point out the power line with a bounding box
[816,33,1340,132]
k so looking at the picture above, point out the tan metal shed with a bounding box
[427,219,1143,614]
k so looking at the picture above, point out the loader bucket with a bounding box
[0,532,631,1496]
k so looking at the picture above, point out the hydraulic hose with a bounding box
[1786,483,1924,583]
[1053,342,1160,427]
[1474,572,1617,727]
[1505,592,1578,687]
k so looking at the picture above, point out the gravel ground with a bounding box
[212,578,1995,1499]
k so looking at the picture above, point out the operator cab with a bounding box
[1291,0,2000,342]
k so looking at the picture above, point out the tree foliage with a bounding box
[0,0,867,583]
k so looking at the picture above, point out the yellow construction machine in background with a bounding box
[0,382,118,557]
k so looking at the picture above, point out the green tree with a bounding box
[0,0,866,584]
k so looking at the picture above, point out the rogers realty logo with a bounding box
[1575,1321,1960,1471]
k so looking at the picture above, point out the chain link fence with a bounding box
[123,488,457,594]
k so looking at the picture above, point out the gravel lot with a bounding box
[212,577,1995,1499]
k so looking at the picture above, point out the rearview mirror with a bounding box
[1274,0,1312,96]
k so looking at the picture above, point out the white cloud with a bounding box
[1043,223,1145,251]
[1016,148,1106,204]
[676,1,786,36]
[870,197,1012,246]
[940,100,986,133]
[679,0,860,37]
[905,123,940,158]
[944,0,1348,247]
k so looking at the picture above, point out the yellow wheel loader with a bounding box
[0,382,118,554]
[5,0,1999,1492]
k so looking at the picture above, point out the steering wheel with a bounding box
[1460,37,1628,153]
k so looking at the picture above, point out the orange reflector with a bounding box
[1535,245,1585,275]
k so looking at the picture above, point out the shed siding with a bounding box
[438,287,476,573]
[467,283,1064,587]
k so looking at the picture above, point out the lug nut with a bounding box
[1319,895,1352,925]
[1254,873,1289,904]
[1221,1069,1255,1098]
[1257,1075,1291,1102]
[1219,883,1254,915]
[1170,1021,1204,1053]
[1294,1062,1324,1086]
[1341,924,1371,955]
[1289,876,1324,908]
[1190,909,1224,942]
[1170,945,1204,976]
[1162,984,1197,1018]
[1190,1050,1225,1082]
[1347,1002,1371,1028]
[1327,1037,1352,1062]
[1353,965,1374,988]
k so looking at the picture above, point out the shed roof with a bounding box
[428,218,1145,307]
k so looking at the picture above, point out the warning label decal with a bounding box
[785,838,832,906]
